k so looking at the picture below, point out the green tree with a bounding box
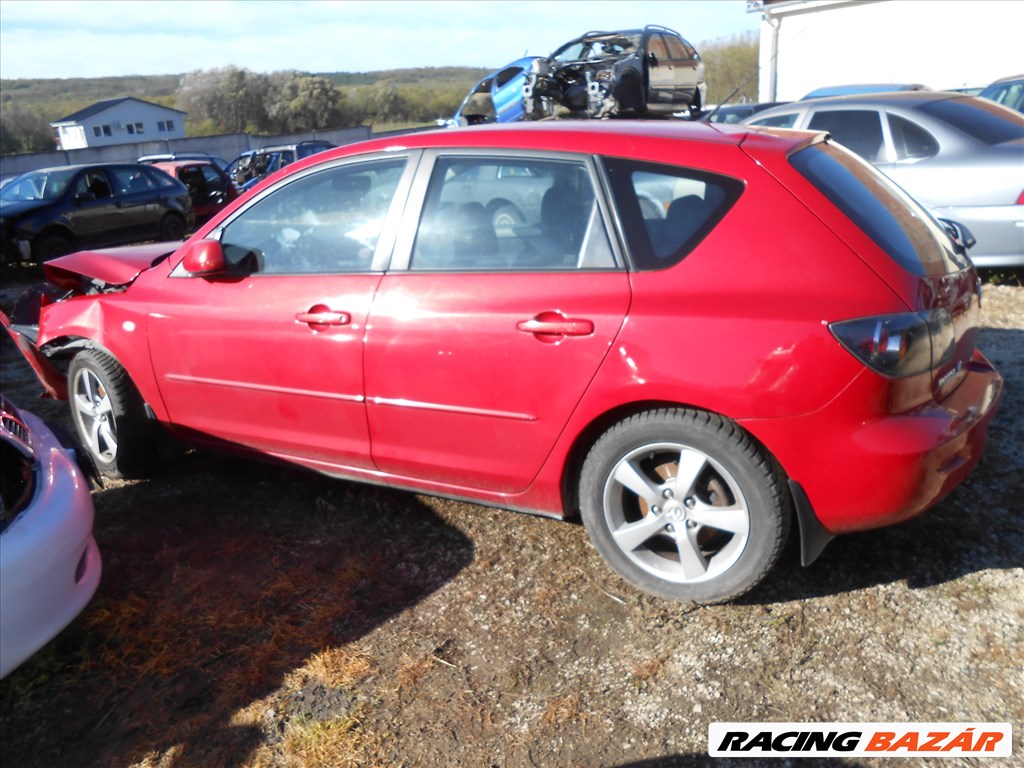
[699,32,760,105]
[0,101,55,154]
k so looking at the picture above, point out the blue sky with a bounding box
[0,0,760,79]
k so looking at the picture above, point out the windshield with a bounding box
[552,33,640,62]
[0,168,78,203]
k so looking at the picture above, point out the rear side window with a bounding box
[807,110,885,161]
[790,142,967,275]
[888,114,938,160]
[602,157,742,270]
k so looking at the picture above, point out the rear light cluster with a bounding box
[830,309,955,378]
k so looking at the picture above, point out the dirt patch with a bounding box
[1,268,1021,767]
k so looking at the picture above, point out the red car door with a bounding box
[148,156,414,470]
[364,152,631,494]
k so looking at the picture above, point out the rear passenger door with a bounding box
[645,32,674,106]
[664,34,701,105]
[364,151,631,493]
[108,165,164,239]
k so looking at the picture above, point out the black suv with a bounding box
[522,25,707,120]
[1,163,195,263]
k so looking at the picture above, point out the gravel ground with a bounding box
[0,274,1020,768]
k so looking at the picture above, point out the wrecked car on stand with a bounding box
[522,25,707,120]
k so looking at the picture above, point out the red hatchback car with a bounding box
[151,159,238,224]
[2,121,1002,603]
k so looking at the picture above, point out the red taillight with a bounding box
[830,310,954,378]
[1016,189,1024,205]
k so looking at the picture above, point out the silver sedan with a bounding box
[743,92,1024,268]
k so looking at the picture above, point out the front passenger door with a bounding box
[148,155,416,470]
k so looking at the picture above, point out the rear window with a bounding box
[790,142,968,275]
[916,97,1024,144]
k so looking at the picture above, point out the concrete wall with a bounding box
[755,0,1024,102]
[1,125,374,180]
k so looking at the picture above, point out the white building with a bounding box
[51,97,187,150]
[748,0,1024,102]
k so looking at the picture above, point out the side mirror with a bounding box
[180,239,227,276]
[938,218,976,253]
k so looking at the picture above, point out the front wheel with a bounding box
[579,409,789,603]
[159,213,187,242]
[68,349,156,479]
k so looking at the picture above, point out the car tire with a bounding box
[579,408,790,604]
[68,349,156,479]
[489,203,524,231]
[159,213,187,242]
[34,233,75,263]
[616,76,647,116]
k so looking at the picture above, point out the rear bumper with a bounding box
[742,349,1003,534]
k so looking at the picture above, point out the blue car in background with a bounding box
[447,58,540,127]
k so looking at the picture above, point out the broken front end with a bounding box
[522,57,636,120]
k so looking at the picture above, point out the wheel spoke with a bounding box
[690,503,750,536]
[672,448,707,497]
[73,392,98,417]
[612,459,662,508]
[88,417,103,453]
[81,372,96,404]
[98,422,118,455]
[673,527,709,580]
[611,513,668,552]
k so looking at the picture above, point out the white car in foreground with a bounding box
[1,395,100,679]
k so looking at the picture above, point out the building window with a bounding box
[165,119,174,132]
[93,126,102,137]
[102,125,112,136]
[157,121,166,132]
[134,122,144,134]
[127,124,135,134]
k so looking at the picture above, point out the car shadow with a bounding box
[0,453,475,768]
[741,326,1023,605]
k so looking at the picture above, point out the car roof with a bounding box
[17,162,149,175]
[754,91,984,113]
[802,83,930,99]
[151,160,220,170]
[296,120,812,165]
